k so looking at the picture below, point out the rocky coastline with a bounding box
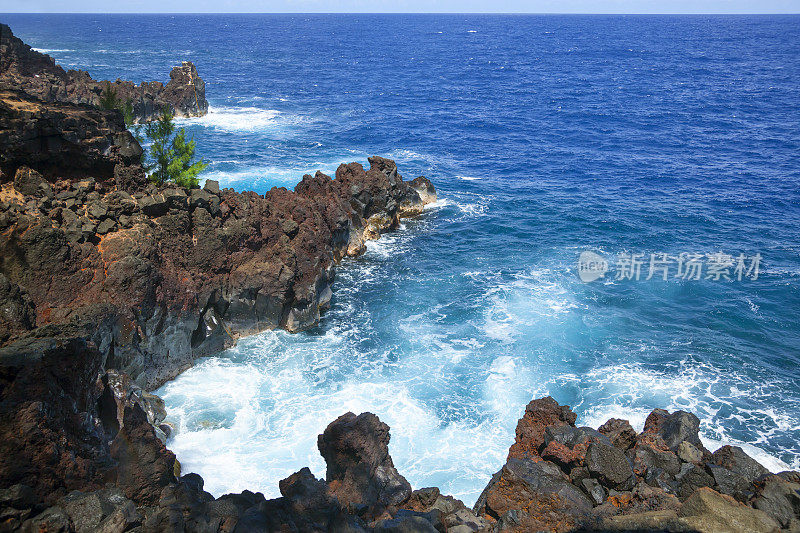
[0,24,208,122]
[1,22,799,533]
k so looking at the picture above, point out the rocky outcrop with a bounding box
[472,396,799,532]
[4,378,797,532]
[0,89,144,181]
[0,23,438,392]
[0,23,208,122]
[318,412,412,519]
[0,153,436,390]
[0,336,485,532]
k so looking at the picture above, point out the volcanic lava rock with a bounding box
[474,457,593,532]
[585,443,635,490]
[0,89,142,181]
[711,445,770,482]
[1,108,436,390]
[507,396,577,460]
[598,418,637,451]
[0,23,208,122]
[318,412,412,518]
[640,408,707,453]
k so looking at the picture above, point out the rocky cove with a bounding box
[1,22,800,533]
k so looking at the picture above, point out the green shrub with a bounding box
[143,107,207,187]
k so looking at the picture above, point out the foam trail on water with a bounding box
[177,105,282,132]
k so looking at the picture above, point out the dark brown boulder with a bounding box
[752,473,800,529]
[640,408,706,453]
[474,458,593,531]
[110,404,177,505]
[585,443,635,490]
[318,412,412,518]
[598,418,637,451]
[711,445,770,482]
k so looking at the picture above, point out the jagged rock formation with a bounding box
[471,397,799,532]
[0,88,144,181]
[0,23,208,122]
[0,152,436,390]
[1,24,798,533]
[0,46,436,391]
[0,334,487,532]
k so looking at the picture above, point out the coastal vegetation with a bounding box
[99,81,207,188]
[142,107,208,188]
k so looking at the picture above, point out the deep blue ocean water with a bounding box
[5,13,800,505]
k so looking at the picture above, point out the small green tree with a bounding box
[144,107,207,188]
[99,82,119,111]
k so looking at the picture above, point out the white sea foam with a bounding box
[33,48,74,53]
[157,225,798,509]
[456,175,482,181]
[159,334,514,504]
[177,105,282,132]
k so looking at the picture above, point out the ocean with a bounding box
[5,13,799,505]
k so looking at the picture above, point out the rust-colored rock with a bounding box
[507,396,577,460]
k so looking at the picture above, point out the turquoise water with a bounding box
[6,14,800,505]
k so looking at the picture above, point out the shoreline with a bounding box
[1,20,799,533]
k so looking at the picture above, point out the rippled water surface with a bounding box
[6,13,800,505]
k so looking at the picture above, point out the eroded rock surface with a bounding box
[1,23,207,122]
[471,396,799,532]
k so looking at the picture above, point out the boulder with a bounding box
[13,167,51,197]
[585,443,635,489]
[677,441,704,464]
[708,464,753,502]
[675,463,715,500]
[507,397,577,460]
[599,418,637,451]
[641,409,705,452]
[633,443,682,478]
[110,404,176,505]
[711,445,770,482]
[474,458,592,530]
[679,487,781,533]
[318,412,412,518]
[139,193,169,217]
[752,474,800,529]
